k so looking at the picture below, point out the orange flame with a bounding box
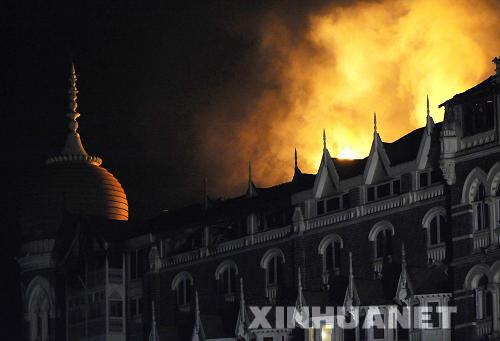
[199,0,500,196]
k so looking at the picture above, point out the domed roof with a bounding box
[21,162,128,240]
[20,64,128,240]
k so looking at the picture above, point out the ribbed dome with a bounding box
[20,64,129,240]
[21,162,129,240]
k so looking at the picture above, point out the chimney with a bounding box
[493,57,500,78]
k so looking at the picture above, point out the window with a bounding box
[216,261,238,295]
[477,275,493,320]
[130,249,146,280]
[375,229,392,258]
[429,215,446,245]
[109,300,123,317]
[474,184,490,231]
[319,234,343,276]
[261,249,285,286]
[419,172,429,188]
[317,193,350,216]
[369,222,395,261]
[129,297,142,317]
[367,187,375,202]
[366,179,401,202]
[171,272,193,307]
[463,97,495,137]
[176,277,192,305]
[317,200,325,215]
[267,255,283,285]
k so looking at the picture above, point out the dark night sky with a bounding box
[3,1,339,222]
[2,2,331,334]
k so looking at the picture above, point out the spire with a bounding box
[373,112,377,134]
[248,161,252,184]
[323,129,327,150]
[426,95,430,119]
[396,242,411,303]
[293,148,302,182]
[348,252,354,299]
[191,290,205,341]
[425,95,434,135]
[235,278,249,339]
[47,63,102,165]
[293,267,308,327]
[344,251,357,309]
[401,242,407,286]
[247,161,257,197]
[294,148,298,169]
[62,63,88,156]
[149,301,159,341]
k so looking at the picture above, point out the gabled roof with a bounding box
[332,158,367,179]
[439,75,496,107]
[407,266,449,295]
[383,127,425,166]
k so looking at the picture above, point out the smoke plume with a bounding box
[197,0,500,197]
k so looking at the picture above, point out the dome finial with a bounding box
[47,63,102,166]
[68,62,80,134]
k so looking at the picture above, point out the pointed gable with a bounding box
[313,130,340,198]
[313,148,340,198]
[363,132,391,184]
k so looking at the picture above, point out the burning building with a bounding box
[17,58,500,341]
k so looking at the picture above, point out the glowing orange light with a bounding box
[200,0,500,195]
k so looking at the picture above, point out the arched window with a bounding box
[171,272,193,306]
[474,184,490,231]
[215,260,238,295]
[260,248,285,286]
[478,275,493,319]
[318,234,343,275]
[26,276,54,341]
[369,221,395,259]
[429,215,445,245]
[464,265,493,322]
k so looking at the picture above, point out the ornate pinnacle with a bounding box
[426,95,430,118]
[323,129,327,150]
[294,148,298,169]
[373,112,377,133]
[67,63,80,134]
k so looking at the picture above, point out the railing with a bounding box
[476,318,493,337]
[265,285,278,302]
[160,184,444,269]
[164,226,291,268]
[427,244,446,263]
[474,230,491,249]
[460,129,496,150]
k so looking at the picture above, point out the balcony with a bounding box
[265,285,278,302]
[474,230,491,249]
[427,244,446,263]
[476,318,493,337]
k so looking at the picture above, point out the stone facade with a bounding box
[17,58,500,341]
